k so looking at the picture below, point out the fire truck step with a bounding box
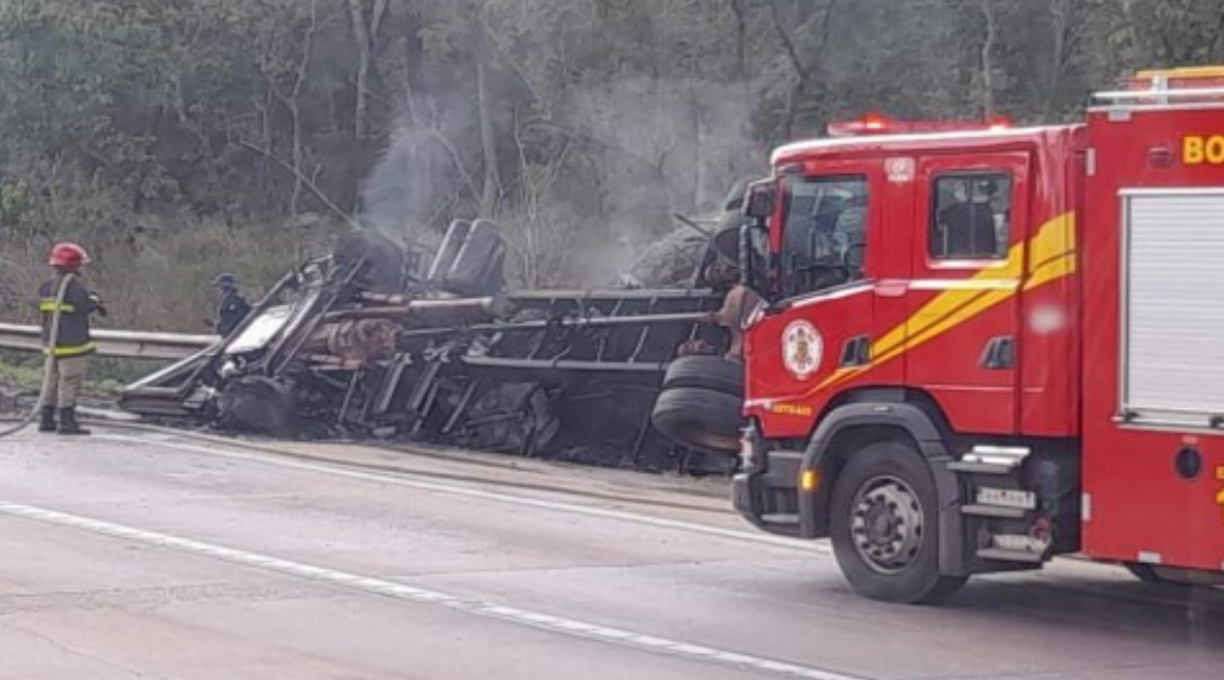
[760,513,799,526]
[960,504,1028,519]
[976,547,1046,564]
[947,461,1016,475]
[950,445,1031,474]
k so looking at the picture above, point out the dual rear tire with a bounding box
[650,356,745,457]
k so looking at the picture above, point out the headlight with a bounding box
[739,421,759,471]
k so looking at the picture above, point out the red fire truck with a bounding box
[728,66,1224,603]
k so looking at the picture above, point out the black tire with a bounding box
[662,356,744,396]
[651,386,743,456]
[829,440,967,604]
[217,376,299,437]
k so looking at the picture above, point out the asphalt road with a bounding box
[0,428,1220,680]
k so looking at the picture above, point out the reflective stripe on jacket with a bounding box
[38,274,98,356]
[44,342,98,357]
[38,301,77,313]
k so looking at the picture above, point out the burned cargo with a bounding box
[120,211,756,474]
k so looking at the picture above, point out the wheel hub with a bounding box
[850,476,924,574]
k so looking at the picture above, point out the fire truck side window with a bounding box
[930,173,1012,260]
[780,175,869,298]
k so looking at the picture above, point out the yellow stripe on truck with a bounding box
[804,212,1076,397]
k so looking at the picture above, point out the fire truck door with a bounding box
[906,153,1031,435]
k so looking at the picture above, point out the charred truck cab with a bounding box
[733,70,1224,603]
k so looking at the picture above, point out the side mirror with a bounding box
[738,223,776,300]
[743,181,776,222]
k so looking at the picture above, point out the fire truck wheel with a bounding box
[830,441,966,604]
[661,356,744,396]
[651,387,743,456]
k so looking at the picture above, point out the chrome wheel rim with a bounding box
[850,475,924,574]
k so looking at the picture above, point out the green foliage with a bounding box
[0,0,1222,328]
[0,180,31,223]
[0,350,145,395]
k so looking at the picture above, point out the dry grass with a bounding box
[0,217,348,333]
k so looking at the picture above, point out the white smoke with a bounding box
[356,70,764,288]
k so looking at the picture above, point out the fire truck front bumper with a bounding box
[732,425,807,538]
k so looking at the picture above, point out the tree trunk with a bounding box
[729,0,748,82]
[980,0,997,119]
[287,0,318,214]
[768,0,806,140]
[401,32,438,227]
[260,88,274,198]
[477,60,501,217]
[769,0,838,140]
[347,0,379,139]
[1044,0,1068,119]
[289,104,304,214]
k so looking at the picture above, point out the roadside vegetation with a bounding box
[0,0,1220,333]
[0,350,161,399]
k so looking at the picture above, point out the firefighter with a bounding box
[211,272,251,337]
[38,241,106,435]
[936,178,999,257]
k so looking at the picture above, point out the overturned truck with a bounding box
[120,203,758,474]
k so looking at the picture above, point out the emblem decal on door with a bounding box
[886,157,915,183]
[782,320,823,380]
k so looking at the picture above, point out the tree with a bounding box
[3,0,1224,329]
[347,0,391,139]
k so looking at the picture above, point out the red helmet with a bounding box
[48,241,90,269]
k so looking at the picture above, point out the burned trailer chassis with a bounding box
[122,263,733,473]
[296,289,728,472]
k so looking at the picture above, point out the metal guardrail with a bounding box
[0,323,217,360]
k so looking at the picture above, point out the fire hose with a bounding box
[0,273,76,438]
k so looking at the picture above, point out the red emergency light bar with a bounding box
[826,114,1012,138]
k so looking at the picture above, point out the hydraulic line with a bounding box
[0,273,75,438]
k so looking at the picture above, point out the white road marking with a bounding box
[0,500,867,680]
[98,433,830,555]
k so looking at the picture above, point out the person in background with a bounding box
[211,273,252,337]
[38,241,106,435]
[935,178,999,258]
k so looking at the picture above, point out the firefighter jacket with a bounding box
[39,274,100,357]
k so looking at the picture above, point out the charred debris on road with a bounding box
[120,194,756,475]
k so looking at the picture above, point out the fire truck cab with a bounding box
[732,68,1224,602]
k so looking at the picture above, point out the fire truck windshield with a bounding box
[778,175,868,298]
